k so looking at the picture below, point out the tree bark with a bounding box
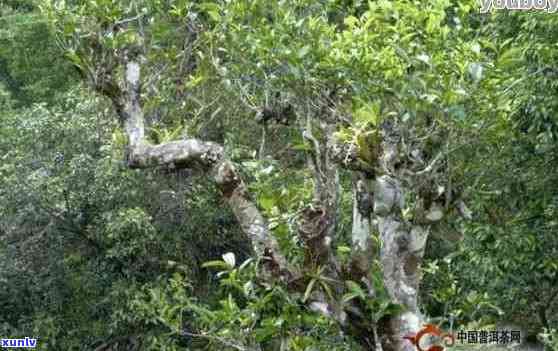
[91,55,443,351]
[349,172,375,290]
[374,121,435,351]
[105,58,293,280]
[297,110,345,321]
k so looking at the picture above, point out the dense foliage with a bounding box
[1,1,557,350]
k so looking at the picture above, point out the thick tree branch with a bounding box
[375,121,429,351]
[98,58,292,279]
[349,173,375,293]
[127,139,224,169]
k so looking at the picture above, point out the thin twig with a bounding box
[411,151,444,176]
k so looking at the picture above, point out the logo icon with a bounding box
[404,324,455,351]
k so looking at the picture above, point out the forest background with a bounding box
[1,0,557,350]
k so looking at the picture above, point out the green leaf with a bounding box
[259,195,275,212]
[344,16,359,28]
[498,47,523,68]
[198,3,221,21]
[344,280,366,301]
[319,280,334,301]
[239,258,254,271]
[207,10,220,22]
[303,278,317,302]
[298,45,310,58]
[342,292,361,303]
[336,245,351,254]
[202,260,230,269]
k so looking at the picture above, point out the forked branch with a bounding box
[98,57,292,280]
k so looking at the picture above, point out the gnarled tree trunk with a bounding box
[106,56,294,281]
[373,119,446,351]
[374,174,427,351]
[86,48,449,351]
